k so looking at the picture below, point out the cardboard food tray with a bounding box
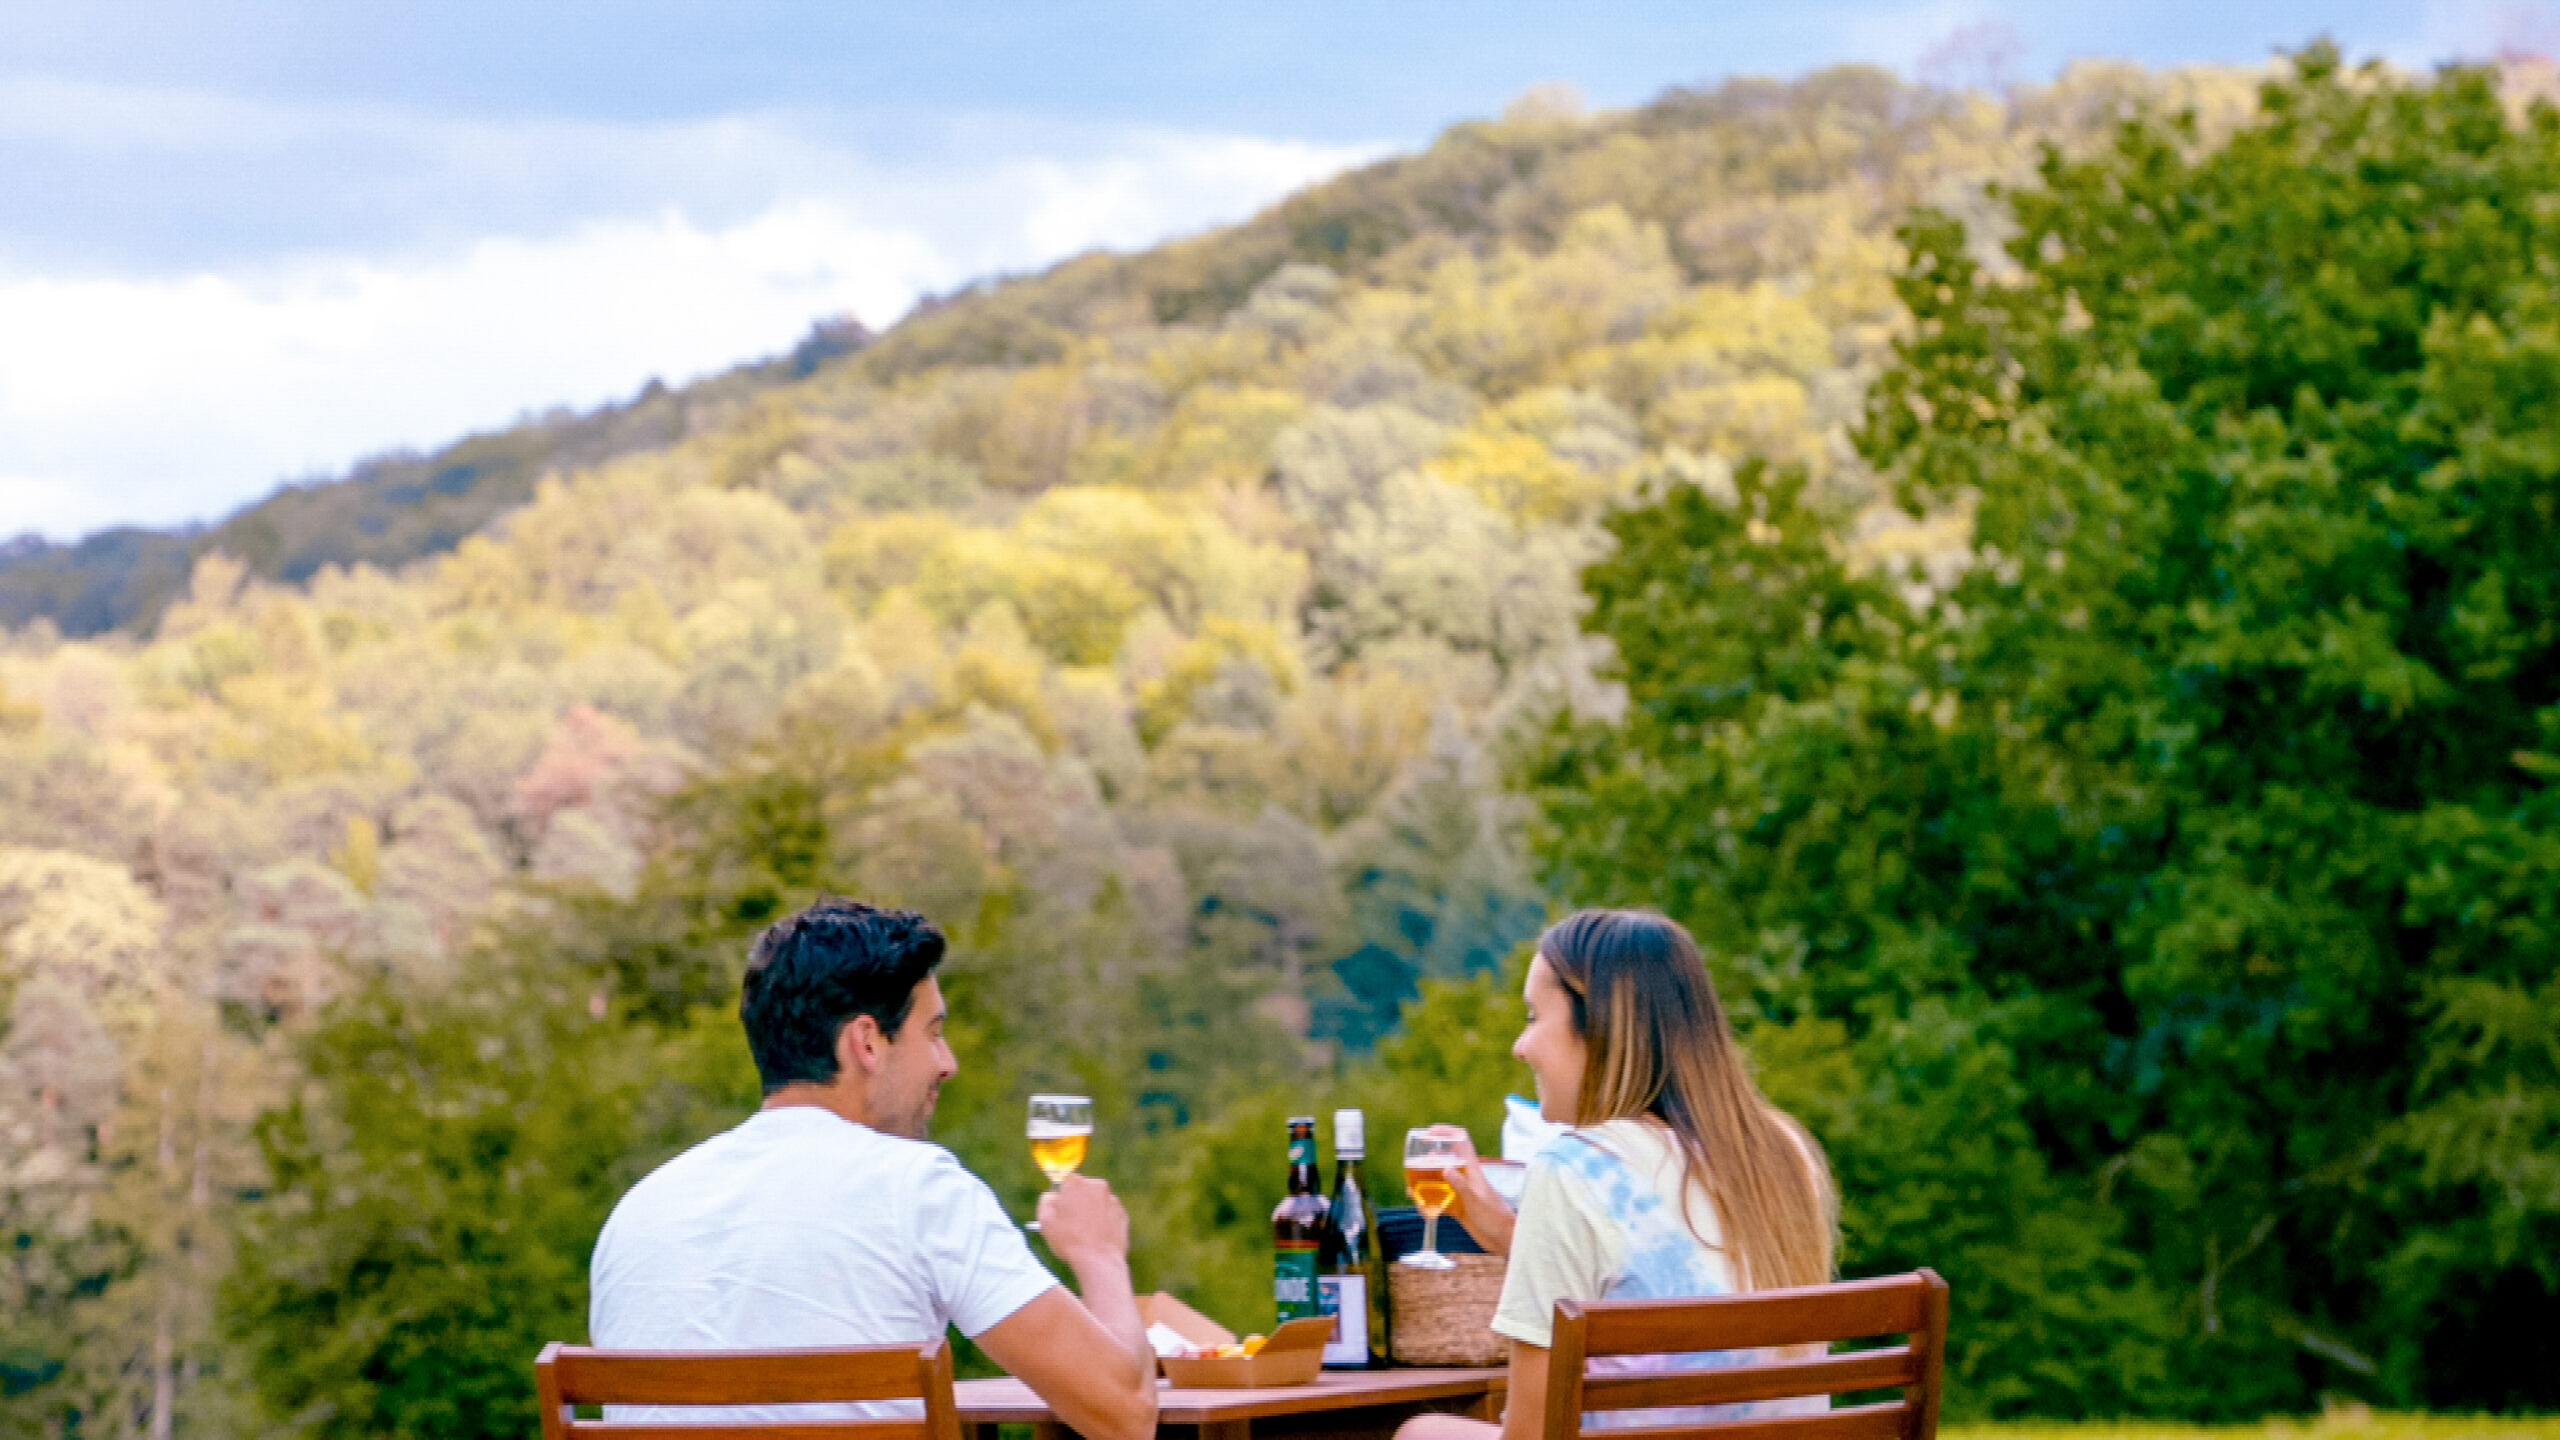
[1140,1293,1332,1388]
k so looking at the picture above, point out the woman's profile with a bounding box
[1401,908,1838,1440]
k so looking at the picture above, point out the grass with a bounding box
[1951,1414,2559,1440]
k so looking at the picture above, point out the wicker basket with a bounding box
[1388,1254,1506,1366]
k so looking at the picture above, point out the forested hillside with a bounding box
[14,53,2550,1440]
[0,353,769,636]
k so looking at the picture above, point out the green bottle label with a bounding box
[1289,1136,1315,1166]
[1274,1246,1319,1320]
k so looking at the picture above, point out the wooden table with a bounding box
[955,1367,1506,1440]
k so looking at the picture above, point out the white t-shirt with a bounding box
[590,1106,1058,1423]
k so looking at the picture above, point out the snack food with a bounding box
[1138,1295,1329,1387]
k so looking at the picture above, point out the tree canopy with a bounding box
[1528,45,2560,1415]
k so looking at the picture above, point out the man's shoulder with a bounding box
[798,1118,981,1185]
[595,1123,741,1239]
[613,1112,983,1214]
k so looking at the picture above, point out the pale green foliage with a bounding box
[0,848,168,1041]
[1415,206,1687,391]
[1272,402,1451,530]
[1311,468,1602,670]
[0,846,259,1440]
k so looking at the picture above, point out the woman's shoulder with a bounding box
[1532,1118,1681,1199]
[1556,1117,1679,1167]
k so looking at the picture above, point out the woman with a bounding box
[1400,909,1837,1440]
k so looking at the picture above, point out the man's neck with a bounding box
[761,1083,872,1130]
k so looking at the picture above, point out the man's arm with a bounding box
[972,1178,1155,1440]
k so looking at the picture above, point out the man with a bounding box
[590,899,1157,1440]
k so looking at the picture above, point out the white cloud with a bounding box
[0,83,1378,539]
[0,207,938,538]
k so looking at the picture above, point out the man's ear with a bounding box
[837,1014,886,1077]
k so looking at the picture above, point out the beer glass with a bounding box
[1028,1094,1093,1185]
[1400,1127,1464,1270]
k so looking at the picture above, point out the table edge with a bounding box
[953,1368,1508,1424]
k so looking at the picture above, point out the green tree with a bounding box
[1526,462,2179,1416]
[223,930,754,1440]
[1529,48,2560,1417]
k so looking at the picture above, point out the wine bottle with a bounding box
[1316,1108,1390,1367]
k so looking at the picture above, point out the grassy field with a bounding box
[1952,1415,2558,1440]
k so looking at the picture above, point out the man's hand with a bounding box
[980,1176,1153,1440]
[1425,1124,1517,1258]
[1035,1176,1129,1269]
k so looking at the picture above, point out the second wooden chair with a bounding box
[1543,1269,1948,1440]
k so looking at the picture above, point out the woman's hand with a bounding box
[1424,1124,1517,1258]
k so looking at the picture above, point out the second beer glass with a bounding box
[1399,1127,1464,1270]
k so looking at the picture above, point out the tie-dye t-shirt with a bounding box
[1488,1118,1822,1428]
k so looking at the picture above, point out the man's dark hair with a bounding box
[739,898,946,1095]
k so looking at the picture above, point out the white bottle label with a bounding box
[1316,1273,1368,1364]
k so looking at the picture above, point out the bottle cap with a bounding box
[1288,1115,1316,1128]
[1333,1108,1365,1156]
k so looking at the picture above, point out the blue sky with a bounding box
[0,1,2538,539]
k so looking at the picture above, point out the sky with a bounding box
[0,0,2544,541]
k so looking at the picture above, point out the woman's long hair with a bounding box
[1540,908,1837,1291]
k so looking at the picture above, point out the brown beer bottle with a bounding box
[1271,1116,1327,1324]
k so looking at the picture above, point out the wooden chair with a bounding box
[534,1339,962,1440]
[1543,1270,1948,1440]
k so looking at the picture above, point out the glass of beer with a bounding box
[1028,1094,1093,1186]
[1400,1127,1464,1270]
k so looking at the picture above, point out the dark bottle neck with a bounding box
[1286,1128,1319,1193]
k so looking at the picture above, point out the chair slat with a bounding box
[1578,1400,1908,1440]
[1578,1276,1930,1356]
[566,1423,930,1440]
[1545,1271,1949,1440]
[551,1347,935,1406]
[1580,1347,1918,1411]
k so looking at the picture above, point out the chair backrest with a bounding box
[1543,1269,1948,1440]
[534,1339,961,1440]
